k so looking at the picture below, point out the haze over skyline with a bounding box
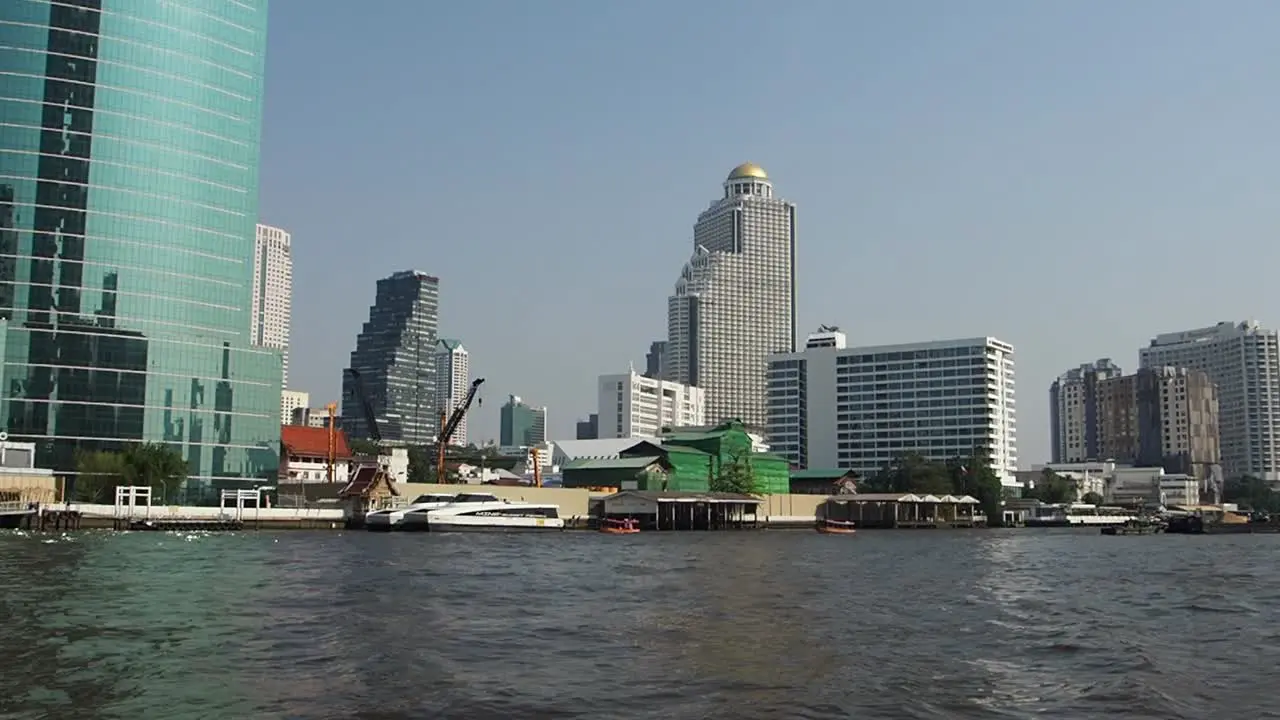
[261,0,1280,466]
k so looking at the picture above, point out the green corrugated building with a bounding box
[561,456,672,490]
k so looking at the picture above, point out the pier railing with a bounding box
[0,499,33,514]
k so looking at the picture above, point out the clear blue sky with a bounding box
[260,0,1280,466]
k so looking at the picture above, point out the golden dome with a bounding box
[726,162,768,181]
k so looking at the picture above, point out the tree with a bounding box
[121,442,189,503]
[862,452,952,495]
[71,443,187,503]
[73,449,126,503]
[1024,469,1077,504]
[349,438,381,456]
[1223,475,1280,512]
[950,453,1006,528]
[1081,491,1105,505]
[407,446,437,484]
[711,452,758,494]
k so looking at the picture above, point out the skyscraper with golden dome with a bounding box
[664,163,796,428]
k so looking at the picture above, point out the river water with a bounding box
[1,528,1278,719]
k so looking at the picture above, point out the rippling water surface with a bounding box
[3,528,1280,719]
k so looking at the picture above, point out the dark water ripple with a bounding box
[4,528,1280,718]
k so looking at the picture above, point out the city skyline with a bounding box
[257,2,1280,466]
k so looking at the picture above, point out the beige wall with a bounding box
[759,493,826,518]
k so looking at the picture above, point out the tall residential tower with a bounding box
[342,271,440,444]
[253,223,293,388]
[665,163,795,427]
[434,339,470,446]
[1139,321,1280,481]
[1049,359,1123,463]
[0,0,280,486]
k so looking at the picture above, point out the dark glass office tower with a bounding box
[0,1,280,487]
[342,271,440,445]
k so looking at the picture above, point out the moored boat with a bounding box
[365,493,458,532]
[425,497,564,532]
[1101,517,1165,535]
[600,518,640,535]
[397,492,505,532]
[816,519,857,535]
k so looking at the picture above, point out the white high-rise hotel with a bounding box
[767,328,1019,485]
[252,223,293,388]
[1140,321,1280,481]
[665,163,795,427]
[597,369,705,439]
[434,338,470,446]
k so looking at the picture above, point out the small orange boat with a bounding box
[816,519,857,535]
[600,518,640,535]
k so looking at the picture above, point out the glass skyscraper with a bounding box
[342,271,440,445]
[0,1,280,487]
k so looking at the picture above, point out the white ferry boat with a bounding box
[397,492,502,532]
[1025,503,1136,527]
[425,496,564,532]
[365,493,458,532]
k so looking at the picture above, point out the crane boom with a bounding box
[345,368,382,443]
[436,377,485,483]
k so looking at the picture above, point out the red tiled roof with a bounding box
[281,425,352,458]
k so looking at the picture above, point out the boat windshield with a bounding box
[410,494,455,504]
[452,493,499,503]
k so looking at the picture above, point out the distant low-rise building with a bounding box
[280,426,352,485]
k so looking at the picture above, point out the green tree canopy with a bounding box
[1023,469,1078,505]
[711,452,758,494]
[1081,491,1105,505]
[1223,476,1280,513]
[73,449,126,503]
[72,442,188,503]
[862,451,1007,526]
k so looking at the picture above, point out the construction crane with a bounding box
[325,402,338,483]
[436,378,485,483]
[344,368,383,445]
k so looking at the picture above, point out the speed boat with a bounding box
[424,496,564,532]
[365,493,457,532]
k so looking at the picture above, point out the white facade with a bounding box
[596,369,705,438]
[1139,321,1280,481]
[665,163,795,428]
[281,456,350,485]
[252,224,293,387]
[767,331,1018,485]
[434,339,470,446]
[281,390,309,426]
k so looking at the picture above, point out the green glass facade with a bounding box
[0,1,279,489]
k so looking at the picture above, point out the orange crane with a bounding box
[325,402,338,483]
[436,378,485,483]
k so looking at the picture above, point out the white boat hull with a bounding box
[365,511,407,531]
[1026,515,1135,527]
[426,515,565,532]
